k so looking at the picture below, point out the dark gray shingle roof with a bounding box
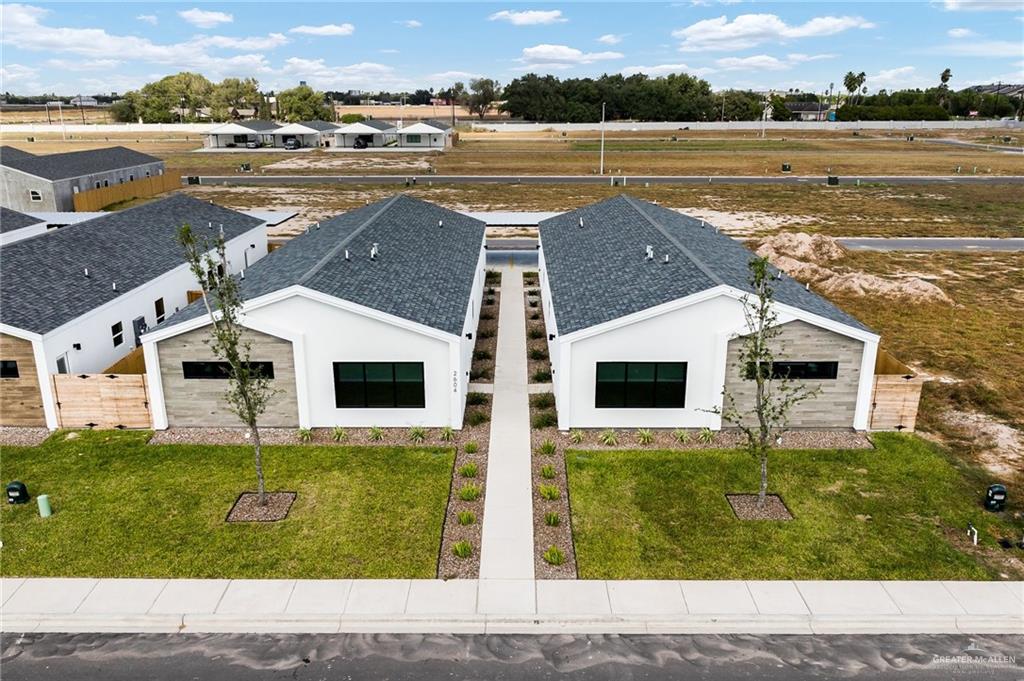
[298,120,339,132]
[359,119,397,131]
[237,120,280,131]
[0,194,263,334]
[1,146,37,163]
[420,119,453,130]
[1,206,44,233]
[0,146,162,181]
[162,195,486,336]
[539,195,871,335]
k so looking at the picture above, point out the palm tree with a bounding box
[939,68,953,111]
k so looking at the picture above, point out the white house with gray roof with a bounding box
[142,195,487,430]
[0,206,49,245]
[0,194,268,429]
[538,195,880,432]
[202,120,281,148]
[396,119,453,148]
[270,120,340,148]
[335,119,398,148]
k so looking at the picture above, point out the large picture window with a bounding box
[334,362,425,408]
[181,361,275,380]
[745,361,839,381]
[595,362,687,409]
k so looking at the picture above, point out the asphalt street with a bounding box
[3,633,1022,680]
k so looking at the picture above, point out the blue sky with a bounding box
[1,1,1022,96]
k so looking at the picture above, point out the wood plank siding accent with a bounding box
[0,332,45,426]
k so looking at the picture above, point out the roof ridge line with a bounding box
[295,194,402,286]
[620,195,725,287]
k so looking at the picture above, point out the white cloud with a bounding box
[868,66,930,91]
[193,33,288,50]
[45,58,123,71]
[518,44,623,70]
[673,13,876,51]
[489,10,567,26]
[178,8,232,29]
[0,63,38,82]
[273,58,415,91]
[786,52,836,63]
[379,48,400,54]
[431,70,482,81]
[942,0,1020,10]
[942,39,1023,56]
[715,55,790,71]
[947,27,977,37]
[620,63,714,77]
[136,14,157,26]
[289,23,355,36]
[597,33,623,45]
[398,19,422,28]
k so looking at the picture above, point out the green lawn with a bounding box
[0,430,454,579]
[566,433,1020,580]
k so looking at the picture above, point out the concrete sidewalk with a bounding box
[2,578,1020,635]
[478,267,535,580]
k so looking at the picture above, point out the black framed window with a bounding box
[596,362,687,408]
[111,321,124,347]
[333,362,425,408]
[0,360,19,379]
[154,298,166,324]
[745,361,839,381]
[181,361,275,380]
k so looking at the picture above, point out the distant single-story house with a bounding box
[0,206,49,245]
[203,120,281,148]
[142,195,487,430]
[335,119,398,148]
[0,194,269,428]
[784,101,832,121]
[538,195,879,431]
[271,120,340,148]
[70,95,99,107]
[396,119,453,148]
[0,146,165,212]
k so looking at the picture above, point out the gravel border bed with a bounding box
[0,427,52,447]
[726,493,794,521]
[470,275,501,383]
[529,427,873,452]
[524,286,551,384]
[226,491,296,522]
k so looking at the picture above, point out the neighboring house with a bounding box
[396,119,453,148]
[0,206,49,246]
[538,195,879,431]
[202,120,281,148]
[70,95,99,107]
[142,195,487,430]
[0,194,268,428]
[271,120,340,148]
[785,101,831,121]
[335,119,398,148]
[0,146,165,212]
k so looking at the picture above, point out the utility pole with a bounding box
[78,94,86,124]
[599,101,606,175]
[57,100,66,141]
[721,93,726,121]
[45,102,52,125]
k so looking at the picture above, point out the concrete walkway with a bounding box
[478,267,535,580]
[3,578,1020,634]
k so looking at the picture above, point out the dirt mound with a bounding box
[817,272,954,304]
[756,232,846,264]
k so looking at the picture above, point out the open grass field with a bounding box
[566,433,1023,581]
[0,430,454,579]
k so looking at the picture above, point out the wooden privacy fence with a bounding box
[72,174,181,211]
[51,374,151,429]
[103,345,147,375]
[869,349,924,432]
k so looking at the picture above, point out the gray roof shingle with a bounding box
[0,194,263,335]
[539,195,871,336]
[0,206,44,233]
[236,120,280,132]
[419,119,453,131]
[0,146,162,181]
[358,119,397,131]
[297,120,339,132]
[161,195,486,336]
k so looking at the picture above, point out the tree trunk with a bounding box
[251,424,267,506]
[758,453,768,507]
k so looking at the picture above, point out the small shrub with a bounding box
[673,428,690,444]
[527,288,539,295]
[486,286,496,295]
[531,370,552,382]
[480,311,495,321]
[466,410,489,427]
[527,327,545,340]
[543,546,565,566]
[439,426,455,442]
[538,484,560,500]
[464,441,479,454]
[540,464,556,479]
[478,329,495,339]
[297,428,313,443]
[368,426,384,441]
[530,312,540,320]
[331,427,347,442]
[529,347,548,361]
[466,392,489,406]
[531,393,555,409]
[473,349,492,361]
[409,426,426,443]
[544,512,561,527]
[539,439,557,455]
[485,271,501,284]
[528,300,539,308]
[469,368,491,381]
[698,427,716,444]
[569,429,585,445]
[458,484,482,501]
[485,296,496,306]
[636,428,654,445]
[532,411,558,429]
[457,511,476,526]
[598,429,619,446]
[459,462,478,478]
[452,541,473,558]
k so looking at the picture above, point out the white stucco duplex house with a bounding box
[538,195,880,432]
[142,195,487,430]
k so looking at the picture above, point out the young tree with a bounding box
[715,258,821,508]
[467,78,501,119]
[178,225,277,505]
[276,84,332,122]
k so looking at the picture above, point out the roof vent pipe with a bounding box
[663,254,670,264]
[83,268,90,278]
[344,249,350,261]
[315,222,320,230]
[112,282,117,291]
[700,220,705,228]
[645,245,654,261]
[578,216,584,228]
[438,219,443,228]
[805,282,810,291]
[370,243,379,260]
